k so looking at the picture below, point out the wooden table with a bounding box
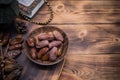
[18,0,120,80]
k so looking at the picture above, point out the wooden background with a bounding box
[20,0,120,80]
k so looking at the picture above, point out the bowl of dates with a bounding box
[24,26,69,66]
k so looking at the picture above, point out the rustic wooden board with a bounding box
[60,54,120,80]
[16,53,65,80]
[17,0,120,80]
[28,24,120,54]
[30,0,120,24]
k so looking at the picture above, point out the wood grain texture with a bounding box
[59,72,80,80]
[31,0,120,24]
[29,24,120,54]
[16,53,65,80]
[62,54,120,80]
[17,0,120,80]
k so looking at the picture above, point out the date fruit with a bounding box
[4,63,18,73]
[2,33,10,46]
[30,48,37,59]
[49,47,57,61]
[9,44,22,50]
[7,50,21,59]
[47,32,54,41]
[53,30,64,41]
[41,52,49,61]
[57,44,63,56]
[26,37,35,47]
[9,35,23,46]
[37,47,49,59]
[49,41,62,48]
[36,40,49,49]
[38,33,49,40]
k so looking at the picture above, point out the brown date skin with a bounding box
[4,69,23,80]
[2,33,10,46]
[26,37,35,47]
[16,35,23,39]
[49,41,62,48]
[30,48,37,59]
[37,47,49,59]
[9,39,19,46]
[34,36,39,45]
[36,40,49,49]
[9,35,23,45]
[57,44,63,56]
[47,32,54,41]
[9,44,22,50]
[41,52,49,61]
[49,47,57,61]
[4,63,18,73]
[38,32,54,41]
[8,50,21,59]
[53,30,64,41]
[38,33,49,40]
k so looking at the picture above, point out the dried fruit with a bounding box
[57,44,63,56]
[30,48,37,59]
[38,33,49,40]
[41,52,49,61]
[2,33,10,46]
[26,37,35,47]
[4,63,18,73]
[47,32,54,41]
[9,35,23,46]
[53,30,64,41]
[7,50,21,59]
[49,47,57,61]
[49,41,62,48]
[9,44,22,50]
[0,57,23,80]
[36,40,49,49]
[4,68,23,80]
[37,47,49,59]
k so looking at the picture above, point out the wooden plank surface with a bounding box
[60,54,120,80]
[18,0,120,80]
[28,24,120,54]
[21,23,120,80]
[31,0,120,24]
[16,53,65,80]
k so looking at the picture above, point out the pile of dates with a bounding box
[0,56,23,80]
[26,30,64,62]
[8,35,24,59]
[0,33,24,59]
[0,32,24,80]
